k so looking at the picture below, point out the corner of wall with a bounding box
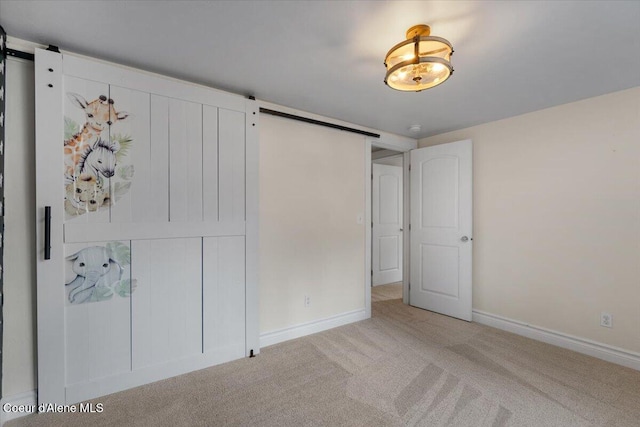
[0,390,37,426]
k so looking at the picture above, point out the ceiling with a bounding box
[1,1,639,138]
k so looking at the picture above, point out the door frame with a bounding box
[365,137,415,317]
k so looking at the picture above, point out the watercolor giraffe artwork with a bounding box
[63,92,135,217]
[64,93,128,180]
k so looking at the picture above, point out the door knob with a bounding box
[400,228,403,232]
[460,236,469,242]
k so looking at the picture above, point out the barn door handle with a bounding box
[44,206,51,260]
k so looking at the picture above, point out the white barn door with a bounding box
[35,49,258,404]
[410,140,472,321]
[372,164,403,285]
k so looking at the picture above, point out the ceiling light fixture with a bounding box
[384,24,453,92]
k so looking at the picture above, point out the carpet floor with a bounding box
[371,283,403,302]
[9,289,640,426]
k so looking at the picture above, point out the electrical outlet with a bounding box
[304,295,311,308]
[600,312,612,328]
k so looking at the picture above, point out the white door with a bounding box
[410,140,472,321]
[35,49,258,404]
[372,164,403,285]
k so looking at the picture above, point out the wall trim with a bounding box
[473,309,640,371]
[1,390,37,426]
[260,308,367,348]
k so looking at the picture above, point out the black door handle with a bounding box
[44,206,51,260]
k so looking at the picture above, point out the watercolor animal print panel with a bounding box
[63,90,134,219]
[64,241,137,306]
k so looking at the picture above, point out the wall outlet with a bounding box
[600,312,613,328]
[304,295,311,308]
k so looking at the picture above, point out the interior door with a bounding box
[372,163,403,285]
[409,140,472,321]
[35,49,258,405]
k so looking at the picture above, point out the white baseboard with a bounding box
[1,390,37,426]
[260,308,368,348]
[472,309,640,371]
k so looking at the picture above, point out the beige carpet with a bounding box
[9,291,640,426]
[371,282,403,302]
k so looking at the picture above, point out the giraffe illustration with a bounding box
[64,93,128,179]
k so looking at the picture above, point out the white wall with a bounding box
[259,114,366,333]
[420,87,640,354]
[3,58,37,396]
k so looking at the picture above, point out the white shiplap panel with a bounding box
[63,75,111,225]
[131,239,151,369]
[132,238,202,369]
[218,109,245,222]
[186,102,204,221]
[203,237,245,359]
[64,241,132,386]
[168,100,188,222]
[108,86,150,223]
[202,105,219,221]
[169,99,203,222]
[148,95,170,222]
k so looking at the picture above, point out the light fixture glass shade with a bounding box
[384,25,453,92]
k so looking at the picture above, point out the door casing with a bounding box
[365,138,415,317]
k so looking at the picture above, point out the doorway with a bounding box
[365,140,473,322]
[370,147,406,306]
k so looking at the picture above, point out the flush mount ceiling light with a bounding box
[384,24,453,92]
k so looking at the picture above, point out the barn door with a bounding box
[35,49,258,404]
[409,140,472,321]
